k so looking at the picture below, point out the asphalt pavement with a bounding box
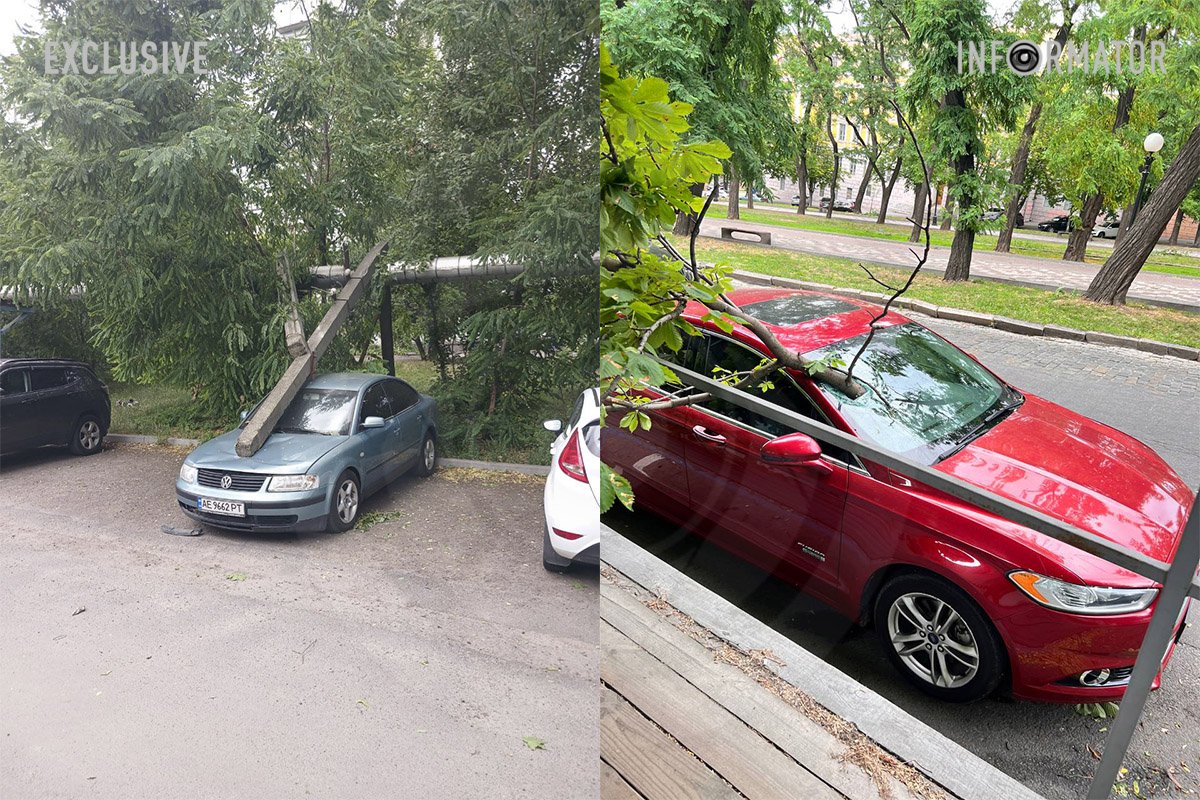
[606,322,1200,800]
[0,446,598,800]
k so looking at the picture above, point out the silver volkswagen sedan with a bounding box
[175,373,438,533]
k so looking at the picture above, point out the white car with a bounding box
[1093,219,1121,238]
[541,388,600,572]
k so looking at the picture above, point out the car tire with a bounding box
[413,432,437,478]
[68,414,104,456]
[542,525,573,573]
[873,572,1006,703]
[328,470,361,533]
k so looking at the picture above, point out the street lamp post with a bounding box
[1128,132,1164,228]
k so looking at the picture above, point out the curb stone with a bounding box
[106,435,552,476]
[729,268,1200,361]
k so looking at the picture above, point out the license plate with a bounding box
[197,497,246,517]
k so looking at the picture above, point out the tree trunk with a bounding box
[1063,194,1103,260]
[746,185,754,210]
[909,181,928,243]
[940,197,953,231]
[1169,207,1184,244]
[996,102,1042,253]
[1114,201,1135,242]
[795,153,808,215]
[672,182,705,236]
[1085,122,1200,304]
[1066,82,1137,261]
[876,156,902,225]
[945,228,976,281]
[852,159,873,213]
[825,111,839,220]
[727,165,740,221]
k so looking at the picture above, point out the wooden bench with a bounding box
[720,226,772,245]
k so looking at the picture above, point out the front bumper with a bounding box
[175,482,328,533]
[998,597,1191,703]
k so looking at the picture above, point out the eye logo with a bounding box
[1006,40,1041,76]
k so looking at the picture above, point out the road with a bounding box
[0,446,598,800]
[607,321,1200,800]
[699,215,1200,310]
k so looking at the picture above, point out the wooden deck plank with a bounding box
[601,587,934,800]
[601,758,646,800]
[603,621,845,800]
[601,687,741,800]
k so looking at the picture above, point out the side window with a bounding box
[360,383,390,422]
[699,335,856,465]
[382,380,419,415]
[1,369,29,396]
[567,391,586,429]
[31,367,68,391]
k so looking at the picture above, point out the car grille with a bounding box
[197,469,266,491]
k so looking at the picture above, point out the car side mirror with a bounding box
[543,419,563,433]
[761,433,833,476]
[361,416,385,429]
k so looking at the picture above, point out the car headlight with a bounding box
[1008,571,1157,616]
[267,474,320,492]
[179,463,197,484]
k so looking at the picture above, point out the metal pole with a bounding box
[1128,155,1153,227]
[380,281,394,377]
[1087,496,1198,799]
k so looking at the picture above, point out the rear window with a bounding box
[581,421,599,458]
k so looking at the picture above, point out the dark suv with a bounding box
[0,359,111,457]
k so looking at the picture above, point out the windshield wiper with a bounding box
[936,391,1024,463]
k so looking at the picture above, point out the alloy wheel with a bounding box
[423,438,436,472]
[79,420,101,451]
[336,479,359,524]
[887,592,980,689]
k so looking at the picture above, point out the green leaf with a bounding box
[521,736,546,751]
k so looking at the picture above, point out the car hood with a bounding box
[937,394,1193,565]
[186,429,345,473]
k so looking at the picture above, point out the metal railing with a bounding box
[655,359,1199,800]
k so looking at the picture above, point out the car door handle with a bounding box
[692,425,726,445]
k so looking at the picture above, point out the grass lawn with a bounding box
[682,236,1200,349]
[709,205,1200,277]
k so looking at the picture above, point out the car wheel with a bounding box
[413,433,437,478]
[68,415,104,456]
[542,524,573,573]
[873,572,1006,703]
[328,470,360,532]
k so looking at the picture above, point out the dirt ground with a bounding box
[0,443,598,800]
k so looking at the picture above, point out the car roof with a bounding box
[0,357,92,369]
[305,372,399,391]
[685,287,910,355]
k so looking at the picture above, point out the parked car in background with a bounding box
[541,388,600,572]
[1037,215,1075,233]
[1093,218,1121,238]
[819,197,854,212]
[176,373,437,533]
[982,208,1025,227]
[0,358,110,458]
[791,194,803,207]
[605,287,1192,704]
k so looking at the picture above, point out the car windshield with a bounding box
[805,323,1022,464]
[273,389,358,436]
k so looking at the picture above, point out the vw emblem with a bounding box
[220,474,233,490]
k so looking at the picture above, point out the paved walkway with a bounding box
[701,217,1200,310]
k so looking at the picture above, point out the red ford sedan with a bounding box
[605,288,1193,703]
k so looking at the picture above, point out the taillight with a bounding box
[552,528,583,540]
[558,431,588,483]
